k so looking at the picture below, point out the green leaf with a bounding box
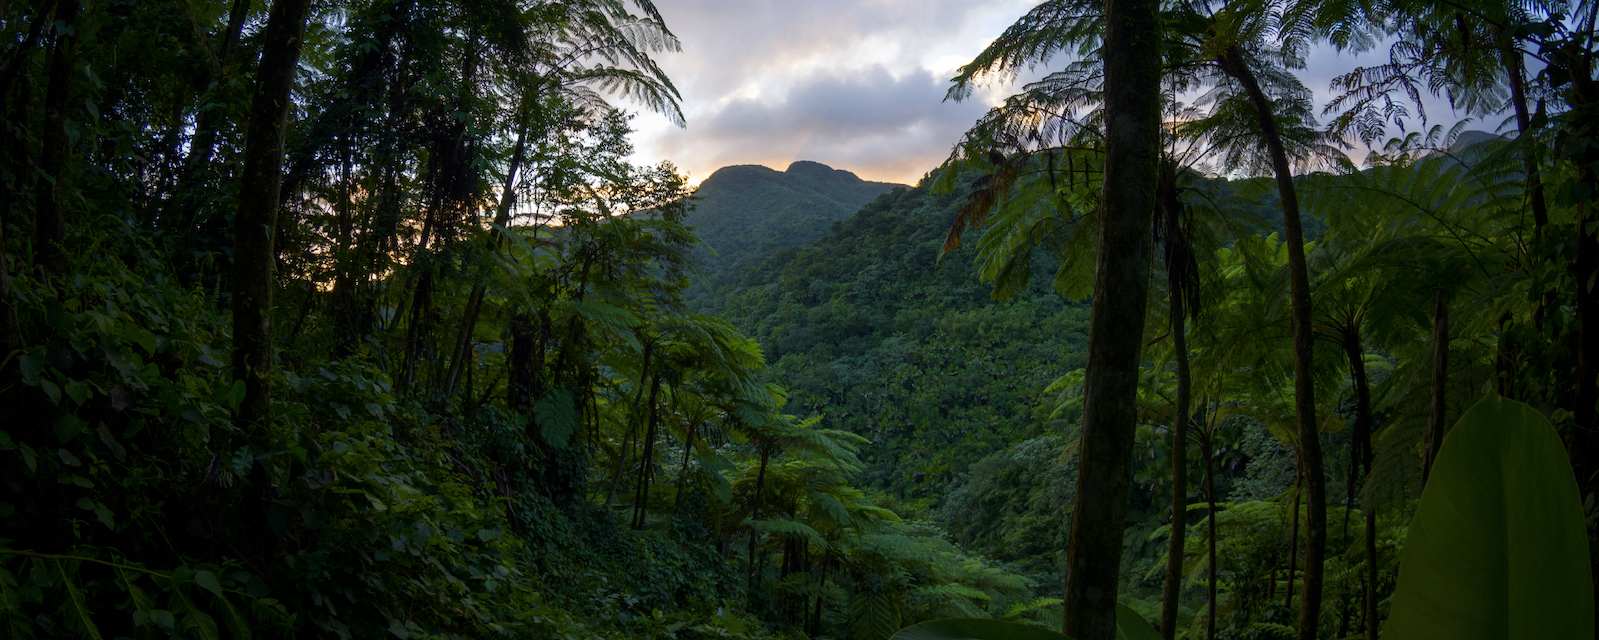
[217,595,252,640]
[1003,598,1062,620]
[183,609,221,640]
[1383,393,1594,640]
[852,591,902,640]
[54,415,86,443]
[532,391,576,450]
[93,503,114,529]
[890,618,1070,640]
[1114,604,1161,640]
[18,354,44,381]
[194,570,222,598]
[118,568,156,615]
[168,564,193,589]
[888,604,1156,640]
[223,380,246,410]
[63,380,89,405]
[0,566,24,614]
[39,379,60,405]
[57,562,103,640]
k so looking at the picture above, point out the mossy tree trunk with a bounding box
[230,0,312,434]
[1060,0,1161,633]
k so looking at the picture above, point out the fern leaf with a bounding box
[56,562,102,640]
[850,590,902,640]
[217,594,253,640]
[1004,597,1063,620]
[0,565,33,639]
[183,609,221,640]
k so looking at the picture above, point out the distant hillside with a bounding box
[683,161,902,302]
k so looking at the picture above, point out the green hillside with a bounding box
[684,161,902,298]
[710,172,1090,507]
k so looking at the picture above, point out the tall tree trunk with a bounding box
[810,553,829,636]
[507,313,535,412]
[673,424,696,511]
[1285,469,1301,610]
[0,67,32,350]
[1205,437,1217,640]
[1342,327,1378,640]
[606,344,653,506]
[631,374,662,529]
[1424,292,1448,485]
[444,120,529,396]
[1501,39,1548,231]
[34,0,79,276]
[1161,259,1191,640]
[747,445,771,600]
[231,0,311,433]
[1217,46,1325,640]
[1573,140,1599,640]
[1061,0,1161,635]
[1558,59,1599,636]
[164,0,254,236]
[401,265,434,390]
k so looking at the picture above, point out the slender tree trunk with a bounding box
[1573,141,1599,640]
[606,344,654,505]
[1061,0,1161,635]
[631,374,662,529]
[1424,292,1448,485]
[1205,438,1217,640]
[810,553,829,635]
[401,266,434,390]
[1161,264,1191,640]
[0,69,31,350]
[34,0,79,276]
[1342,327,1379,640]
[747,445,771,600]
[673,424,696,511]
[1501,40,1548,231]
[606,426,634,507]
[1364,510,1378,640]
[445,120,528,396]
[165,0,254,235]
[1497,314,1516,398]
[1217,46,1325,640]
[507,313,535,412]
[231,0,311,434]
[1285,470,1301,610]
[1268,556,1276,602]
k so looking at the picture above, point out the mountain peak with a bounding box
[784,160,859,181]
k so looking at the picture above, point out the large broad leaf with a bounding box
[1113,604,1161,640]
[1383,393,1593,640]
[889,604,1162,640]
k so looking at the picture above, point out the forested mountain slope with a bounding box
[683,161,902,298]
[706,172,1090,504]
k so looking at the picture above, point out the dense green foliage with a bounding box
[682,161,900,299]
[0,1,1048,638]
[711,177,1090,502]
[1,0,1597,637]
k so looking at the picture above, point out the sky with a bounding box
[624,1,1465,187]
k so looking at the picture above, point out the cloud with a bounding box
[625,0,1037,184]
[622,1,1476,184]
[646,66,993,184]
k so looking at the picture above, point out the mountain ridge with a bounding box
[682,161,904,302]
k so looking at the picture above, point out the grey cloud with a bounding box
[653,65,993,183]
[652,0,1031,98]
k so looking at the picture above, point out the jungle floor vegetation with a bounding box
[0,0,1596,639]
